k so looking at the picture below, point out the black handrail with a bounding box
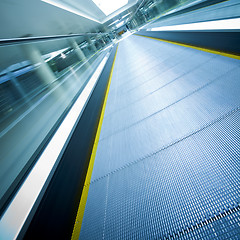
[0,32,108,47]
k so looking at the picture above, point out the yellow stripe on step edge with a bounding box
[71,44,119,240]
[135,34,240,60]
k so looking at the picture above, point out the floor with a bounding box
[80,35,240,239]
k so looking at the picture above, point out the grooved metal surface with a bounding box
[80,35,240,239]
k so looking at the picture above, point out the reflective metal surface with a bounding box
[80,34,240,239]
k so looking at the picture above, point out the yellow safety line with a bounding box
[134,34,240,60]
[71,44,119,240]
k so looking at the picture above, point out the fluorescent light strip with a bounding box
[120,12,131,20]
[116,21,125,28]
[148,18,240,31]
[45,48,69,62]
[0,53,110,240]
[41,0,100,23]
[108,19,121,26]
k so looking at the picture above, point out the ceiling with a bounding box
[42,0,138,23]
[0,0,138,39]
[0,0,139,70]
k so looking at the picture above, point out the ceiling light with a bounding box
[108,19,120,26]
[116,21,125,28]
[92,0,128,16]
[120,12,131,19]
[45,48,68,62]
[61,53,66,59]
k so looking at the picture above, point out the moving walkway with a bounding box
[0,0,239,239]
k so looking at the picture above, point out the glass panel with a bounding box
[0,34,113,213]
[127,0,197,31]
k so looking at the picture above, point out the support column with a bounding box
[86,36,98,53]
[133,18,139,29]
[100,27,111,45]
[21,44,65,98]
[70,39,91,68]
[7,69,31,105]
[153,0,164,14]
[21,44,56,87]
[100,36,106,46]
[70,40,86,61]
